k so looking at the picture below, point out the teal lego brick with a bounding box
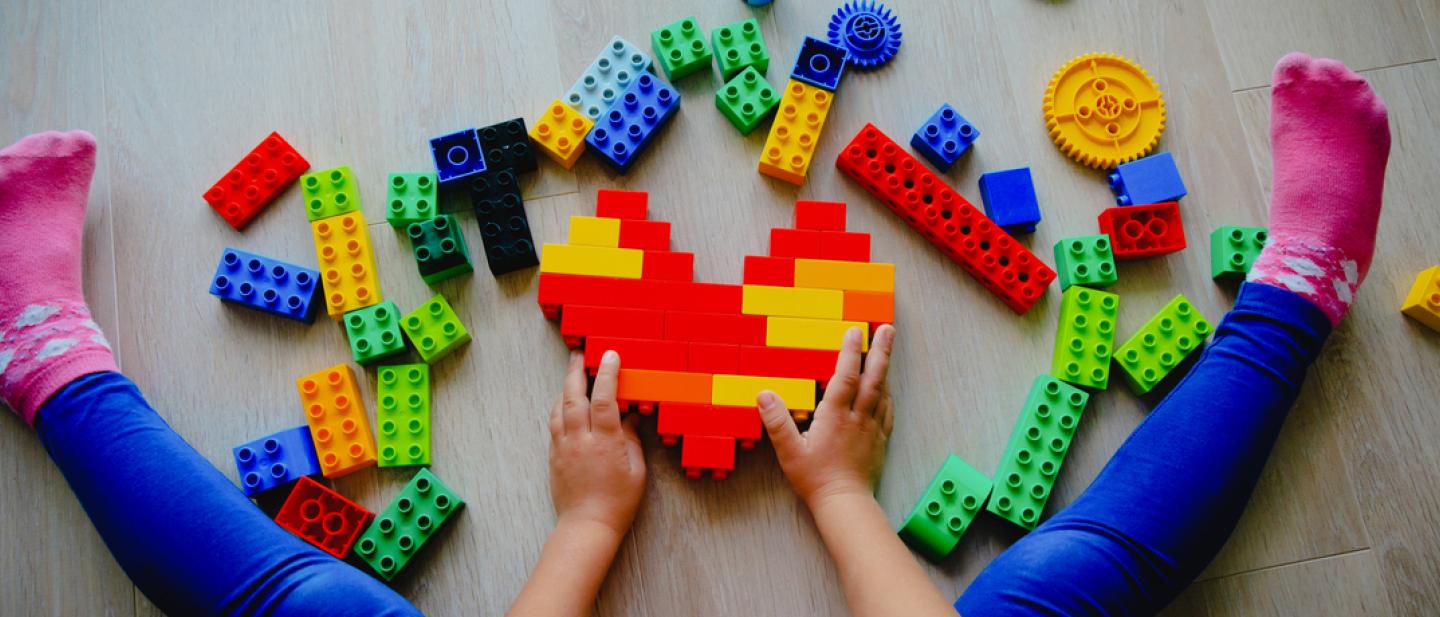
[1053,235,1118,290]
[897,454,991,561]
[300,166,362,222]
[712,18,769,80]
[1051,287,1118,390]
[407,214,473,285]
[651,17,712,81]
[1114,294,1213,395]
[715,67,780,135]
[987,375,1089,530]
[1210,226,1267,281]
[354,469,464,581]
[385,173,438,228]
[343,301,407,366]
[376,364,431,468]
[401,294,471,364]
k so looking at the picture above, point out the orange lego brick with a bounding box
[843,291,895,325]
[311,211,382,319]
[616,369,713,414]
[296,364,377,478]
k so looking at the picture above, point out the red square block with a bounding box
[642,251,694,281]
[274,476,373,559]
[664,311,767,345]
[680,435,737,480]
[1098,202,1187,260]
[584,336,688,374]
[597,189,648,219]
[770,228,822,259]
[795,200,847,231]
[687,342,739,374]
[560,305,666,348]
[744,255,795,286]
[819,231,871,261]
[204,132,310,230]
[619,220,671,250]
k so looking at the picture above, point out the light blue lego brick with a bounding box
[565,36,654,121]
[209,247,322,323]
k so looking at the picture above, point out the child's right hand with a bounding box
[757,325,896,510]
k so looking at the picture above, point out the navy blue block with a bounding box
[429,128,487,184]
[910,103,979,171]
[586,73,681,174]
[209,247,322,323]
[1109,151,1187,206]
[791,36,847,90]
[232,426,322,497]
[978,167,1042,234]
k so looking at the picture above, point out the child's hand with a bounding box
[758,325,895,510]
[547,351,646,537]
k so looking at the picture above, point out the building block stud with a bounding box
[910,104,978,172]
[232,425,322,497]
[385,173,438,228]
[758,80,833,186]
[712,18,770,80]
[898,454,991,561]
[1109,151,1187,206]
[791,36,847,91]
[477,118,537,175]
[300,166,362,222]
[1210,226,1267,281]
[296,364,377,478]
[586,73,681,174]
[274,476,373,559]
[343,301,407,366]
[651,16,712,81]
[310,211,383,318]
[1053,235,1117,291]
[354,469,464,581]
[978,167,1041,235]
[1051,287,1118,390]
[204,131,309,230]
[716,67,780,136]
[376,364,431,468]
[530,100,593,170]
[1114,294,1212,395]
[1098,201,1187,260]
[401,294,471,364]
[1402,266,1440,333]
[987,375,1089,530]
[429,128,487,184]
[407,214,473,285]
[566,36,653,121]
[209,248,322,323]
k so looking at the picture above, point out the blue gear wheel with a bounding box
[827,0,901,70]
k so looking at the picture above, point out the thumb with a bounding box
[757,391,803,463]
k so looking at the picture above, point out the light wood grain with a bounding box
[1165,549,1395,616]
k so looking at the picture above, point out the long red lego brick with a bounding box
[835,123,1055,314]
[204,132,310,230]
[687,342,740,373]
[680,434,737,480]
[619,219,671,250]
[642,251,693,281]
[744,255,795,286]
[584,336,688,374]
[738,345,839,382]
[664,311,767,345]
[1098,202,1187,260]
[649,281,743,313]
[537,274,741,318]
[560,305,665,348]
[657,403,762,447]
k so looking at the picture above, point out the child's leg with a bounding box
[957,53,1389,616]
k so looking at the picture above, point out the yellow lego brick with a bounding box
[568,216,621,248]
[794,258,895,293]
[531,100,592,170]
[539,243,644,278]
[311,211,382,319]
[757,80,833,186]
[296,364,377,478]
[712,374,817,411]
[767,317,869,352]
[1402,265,1440,332]
[742,285,843,319]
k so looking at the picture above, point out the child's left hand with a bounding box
[547,351,646,537]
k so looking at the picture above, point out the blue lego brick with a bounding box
[429,128,487,184]
[585,73,681,174]
[979,167,1042,234]
[791,36,847,91]
[1108,151,1187,206]
[566,36,654,121]
[910,104,978,171]
[209,247,322,323]
[233,426,322,497]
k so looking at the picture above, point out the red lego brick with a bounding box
[681,434,737,480]
[649,281,744,313]
[819,231,871,261]
[744,255,796,286]
[619,219,671,250]
[657,403,762,448]
[204,132,310,230]
[795,200,847,231]
[596,189,648,219]
[835,123,1055,314]
[738,345,839,382]
[537,274,652,320]
[770,228,822,259]
[657,402,711,446]
[687,342,740,374]
[583,336,688,374]
[560,305,666,348]
[1098,202,1187,260]
[664,311,767,345]
[274,476,373,559]
[642,251,694,281]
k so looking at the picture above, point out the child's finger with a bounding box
[822,327,865,410]
[561,351,591,433]
[854,325,895,417]
[757,391,803,463]
[590,350,622,433]
[549,394,565,439]
[622,414,646,477]
[878,394,895,436]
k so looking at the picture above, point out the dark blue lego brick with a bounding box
[585,73,681,174]
[978,167,1042,235]
[827,0,902,70]
[209,247,322,323]
[1109,151,1187,206]
[233,426,322,497]
[910,104,979,171]
[791,36,848,91]
[429,128,487,184]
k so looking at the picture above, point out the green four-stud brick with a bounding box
[651,17,712,81]
[354,469,464,581]
[385,173,438,228]
[300,166,362,222]
[1210,226,1267,281]
[1053,234,1117,290]
[987,375,1089,530]
[715,67,780,135]
[400,294,471,364]
[376,364,431,468]
[1114,294,1212,395]
[343,301,407,366]
[711,18,769,80]
[898,454,991,561]
[1051,286,1119,390]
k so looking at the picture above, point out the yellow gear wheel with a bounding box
[1043,53,1166,170]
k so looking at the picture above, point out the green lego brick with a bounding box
[897,454,991,561]
[715,67,780,135]
[1114,294,1213,395]
[354,469,464,581]
[401,294,470,364]
[1051,287,1119,390]
[987,375,1089,530]
[1053,235,1117,290]
[300,166,362,222]
[385,173,438,228]
[651,17,711,81]
[343,301,406,366]
[1211,225,1267,281]
[711,18,769,80]
[407,214,473,285]
[376,364,430,468]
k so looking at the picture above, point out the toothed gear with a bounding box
[827,1,901,70]
[1043,53,1166,170]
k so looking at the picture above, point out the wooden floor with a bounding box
[3,0,1438,615]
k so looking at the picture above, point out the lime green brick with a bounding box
[385,173,438,228]
[300,166,361,222]
[401,294,470,364]
[715,67,780,135]
[1211,226,1267,281]
[1054,235,1117,290]
[987,375,1088,530]
[343,301,406,366]
[354,469,464,580]
[376,364,430,468]
[898,454,991,561]
[712,18,769,80]
[1114,294,1213,395]
[651,17,711,81]
[1051,287,1118,390]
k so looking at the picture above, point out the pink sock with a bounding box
[0,131,118,427]
[1247,53,1391,326]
